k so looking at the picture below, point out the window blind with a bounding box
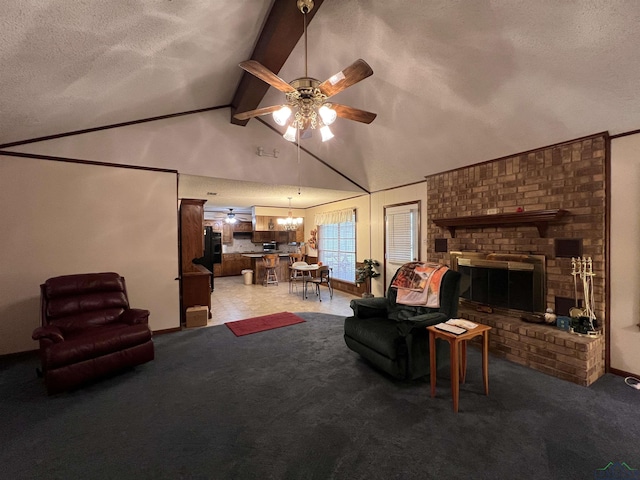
[387,211,415,263]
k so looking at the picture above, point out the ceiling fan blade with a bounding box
[239,60,296,93]
[233,104,284,121]
[318,59,374,98]
[330,103,377,124]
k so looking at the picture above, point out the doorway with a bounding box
[384,202,420,289]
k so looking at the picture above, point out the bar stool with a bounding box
[262,254,279,286]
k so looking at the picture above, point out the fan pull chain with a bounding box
[303,10,308,78]
[297,127,301,195]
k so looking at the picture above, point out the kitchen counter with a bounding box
[242,253,292,284]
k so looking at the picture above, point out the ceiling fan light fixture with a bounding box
[233,0,375,140]
[272,106,292,126]
[283,125,297,142]
[320,125,334,142]
[226,209,237,224]
[318,104,337,125]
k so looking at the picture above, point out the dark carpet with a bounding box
[1,313,639,480]
[225,311,305,336]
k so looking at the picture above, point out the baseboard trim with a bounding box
[0,349,38,360]
[609,367,640,379]
[153,326,182,335]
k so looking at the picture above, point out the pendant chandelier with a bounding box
[277,197,303,230]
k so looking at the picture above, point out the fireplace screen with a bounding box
[451,252,546,313]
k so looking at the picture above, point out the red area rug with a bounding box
[225,312,305,337]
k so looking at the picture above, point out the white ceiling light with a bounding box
[226,208,237,224]
[272,106,292,126]
[318,104,337,126]
[283,125,297,142]
[320,125,334,142]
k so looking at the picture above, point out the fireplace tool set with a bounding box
[570,256,598,334]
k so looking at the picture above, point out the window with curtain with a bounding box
[317,210,356,282]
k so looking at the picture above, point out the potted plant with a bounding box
[356,259,380,298]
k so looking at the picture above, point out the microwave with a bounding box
[262,242,277,252]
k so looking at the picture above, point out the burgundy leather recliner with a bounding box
[32,272,154,394]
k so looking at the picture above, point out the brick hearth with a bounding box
[426,133,607,385]
[460,306,605,386]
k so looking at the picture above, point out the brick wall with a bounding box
[427,133,607,320]
[426,133,608,385]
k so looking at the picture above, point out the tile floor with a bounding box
[208,274,359,326]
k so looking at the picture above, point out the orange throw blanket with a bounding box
[391,262,448,307]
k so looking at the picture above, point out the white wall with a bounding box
[302,183,427,297]
[6,108,360,193]
[610,133,640,375]
[370,183,428,297]
[0,156,180,354]
[254,206,304,218]
[305,194,371,262]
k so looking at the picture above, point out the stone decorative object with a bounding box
[556,316,571,331]
[544,308,557,325]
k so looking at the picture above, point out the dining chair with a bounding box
[305,266,333,301]
[289,261,309,293]
[288,253,304,264]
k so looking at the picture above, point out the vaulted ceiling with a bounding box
[2,1,640,211]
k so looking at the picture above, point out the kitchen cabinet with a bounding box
[276,231,289,244]
[254,216,276,231]
[273,230,297,244]
[179,199,211,323]
[222,223,233,245]
[205,219,224,232]
[252,231,275,243]
[182,265,212,320]
[251,229,299,244]
[180,199,205,272]
[221,253,252,276]
[252,216,303,243]
[213,263,223,277]
[234,221,252,232]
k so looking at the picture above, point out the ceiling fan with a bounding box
[233,0,376,142]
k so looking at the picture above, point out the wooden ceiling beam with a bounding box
[230,0,324,126]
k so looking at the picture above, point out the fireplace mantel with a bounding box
[433,209,569,238]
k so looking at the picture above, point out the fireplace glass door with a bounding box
[454,251,544,313]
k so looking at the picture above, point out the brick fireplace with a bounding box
[426,133,607,385]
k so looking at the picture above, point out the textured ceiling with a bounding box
[2,0,640,206]
[179,174,367,213]
[0,0,271,143]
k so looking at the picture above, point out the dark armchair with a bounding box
[344,266,461,380]
[32,272,154,394]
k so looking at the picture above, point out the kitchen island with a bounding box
[242,253,291,285]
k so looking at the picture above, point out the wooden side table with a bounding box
[427,323,492,412]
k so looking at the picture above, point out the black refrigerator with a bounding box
[193,226,222,291]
